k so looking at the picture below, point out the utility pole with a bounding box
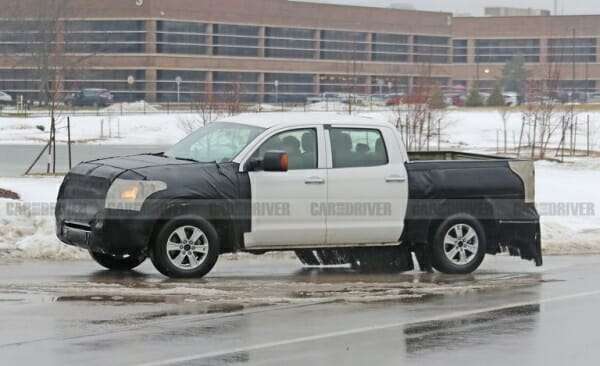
[571,28,576,104]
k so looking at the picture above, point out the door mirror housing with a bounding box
[263,151,289,172]
[247,150,289,172]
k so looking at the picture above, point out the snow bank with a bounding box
[0,177,84,259]
[0,198,85,260]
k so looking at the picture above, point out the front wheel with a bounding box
[89,250,146,271]
[431,215,486,274]
[150,217,220,278]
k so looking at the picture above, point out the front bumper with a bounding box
[56,210,154,256]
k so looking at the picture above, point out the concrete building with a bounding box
[484,7,552,17]
[0,0,597,103]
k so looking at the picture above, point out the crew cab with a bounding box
[55,113,542,278]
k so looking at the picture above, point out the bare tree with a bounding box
[393,62,436,151]
[343,37,364,115]
[497,107,512,154]
[523,59,566,159]
[178,86,225,134]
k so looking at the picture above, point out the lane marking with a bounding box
[135,289,600,366]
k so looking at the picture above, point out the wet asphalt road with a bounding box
[0,255,599,365]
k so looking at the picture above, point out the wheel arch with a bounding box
[146,200,240,254]
[425,199,497,250]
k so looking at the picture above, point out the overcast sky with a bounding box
[297,0,600,15]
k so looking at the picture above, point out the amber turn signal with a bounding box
[120,185,139,201]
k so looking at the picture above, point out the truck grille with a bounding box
[56,174,112,224]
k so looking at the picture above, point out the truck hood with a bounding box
[64,154,243,201]
[84,154,195,173]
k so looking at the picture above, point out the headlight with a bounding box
[105,179,167,211]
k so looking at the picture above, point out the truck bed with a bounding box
[407,151,510,162]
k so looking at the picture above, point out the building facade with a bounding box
[0,0,599,103]
[484,7,552,17]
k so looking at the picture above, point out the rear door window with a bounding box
[330,128,388,168]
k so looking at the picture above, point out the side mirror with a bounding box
[245,151,288,172]
[262,150,289,172]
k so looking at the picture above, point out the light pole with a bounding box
[274,80,279,106]
[175,76,182,103]
[127,75,135,103]
[377,79,384,96]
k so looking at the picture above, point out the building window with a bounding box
[475,39,540,63]
[0,69,42,101]
[213,24,259,57]
[64,70,146,102]
[157,70,207,103]
[264,73,315,103]
[265,27,315,59]
[370,76,409,95]
[319,74,367,94]
[413,35,450,63]
[453,39,468,63]
[212,72,259,103]
[320,31,369,61]
[65,21,146,53]
[0,20,54,54]
[372,33,410,62]
[548,38,596,63]
[157,21,207,55]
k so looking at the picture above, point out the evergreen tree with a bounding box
[487,83,506,107]
[501,55,530,94]
[428,87,446,109]
[466,82,484,107]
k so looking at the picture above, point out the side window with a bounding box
[254,128,318,170]
[330,128,388,168]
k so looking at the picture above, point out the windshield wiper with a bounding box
[170,156,201,163]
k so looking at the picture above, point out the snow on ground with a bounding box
[0,177,82,259]
[0,109,599,258]
[1,107,599,151]
[0,112,188,146]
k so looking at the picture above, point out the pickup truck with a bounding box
[55,113,542,278]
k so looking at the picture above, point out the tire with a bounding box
[89,250,146,271]
[430,215,486,274]
[150,217,220,279]
[295,250,320,266]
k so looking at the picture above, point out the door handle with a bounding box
[305,177,326,185]
[386,175,406,183]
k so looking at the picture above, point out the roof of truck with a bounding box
[219,112,391,129]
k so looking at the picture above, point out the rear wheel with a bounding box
[89,250,146,271]
[150,217,220,279]
[431,215,486,274]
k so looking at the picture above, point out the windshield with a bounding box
[165,122,265,163]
